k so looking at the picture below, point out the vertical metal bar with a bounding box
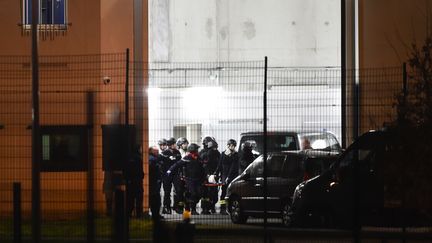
[125,48,130,126]
[341,0,347,149]
[13,182,22,243]
[352,0,359,142]
[124,49,130,241]
[31,0,41,242]
[263,56,268,242]
[403,63,407,99]
[86,91,95,243]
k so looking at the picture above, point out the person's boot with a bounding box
[191,207,199,215]
[162,206,171,214]
[220,205,228,215]
[210,204,216,214]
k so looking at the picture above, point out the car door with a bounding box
[240,158,264,212]
[264,155,286,213]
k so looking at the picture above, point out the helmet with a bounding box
[207,139,218,149]
[242,141,253,150]
[176,137,189,148]
[166,137,176,146]
[157,139,167,146]
[202,136,213,147]
[227,139,237,147]
[187,143,200,153]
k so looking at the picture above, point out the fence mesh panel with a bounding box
[0,53,431,242]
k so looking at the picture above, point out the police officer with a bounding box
[177,137,189,157]
[199,136,220,214]
[168,143,205,215]
[239,141,257,174]
[215,139,239,214]
[160,137,181,214]
[124,145,144,218]
[148,146,164,220]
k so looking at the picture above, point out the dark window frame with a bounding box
[40,125,88,172]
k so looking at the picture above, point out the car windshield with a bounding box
[301,134,341,151]
[241,135,297,154]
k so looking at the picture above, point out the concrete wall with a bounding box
[150,0,341,67]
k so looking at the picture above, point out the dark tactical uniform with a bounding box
[168,144,205,215]
[199,140,220,214]
[215,139,239,214]
[149,148,163,219]
[239,141,257,174]
[160,140,181,214]
[124,147,144,218]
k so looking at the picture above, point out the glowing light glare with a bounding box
[147,87,162,118]
[182,87,224,119]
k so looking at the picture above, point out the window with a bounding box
[40,125,88,172]
[23,0,67,27]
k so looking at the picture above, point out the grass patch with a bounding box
[0,217,153,240]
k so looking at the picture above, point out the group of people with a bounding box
[148,136,258,219]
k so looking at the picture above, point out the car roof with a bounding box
[266,150,339,158]
[240,131,334,137]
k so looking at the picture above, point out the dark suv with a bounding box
[239,131,342,155]
[288,130,432,228]
[225,150,340,225]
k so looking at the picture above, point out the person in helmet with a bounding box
[158,139,168,152]
[160,137,182,214]
[167,143,205,215]
[239,141,257,174]
[176,137,189,157]
[199,137,220,214]
[215,139,239,214]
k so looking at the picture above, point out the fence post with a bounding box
[113,188,128,243]
[13,182,21,243]
[403,63,407,100]
[263,56,268,242]
[86,91,95,243]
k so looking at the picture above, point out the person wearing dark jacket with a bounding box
[125,145,144,218]
[160,137,182,214]
[199,137,220,214]
[148,146,164,220]
[239,141,257,174]
[215,139,239,214]
[168,143,205,215]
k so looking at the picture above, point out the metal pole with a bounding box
[31,0,41,242]
[86,91,95,243]
[341,0,347,149]
[263,56,268,242]
[13,182,22,243]
[403,63,407,99]
[125,48,130,126]
[124,48,130,241]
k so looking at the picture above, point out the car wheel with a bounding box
[229,197,248,224]
[281,202,293,227]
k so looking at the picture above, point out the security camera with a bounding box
[103,76,111,85]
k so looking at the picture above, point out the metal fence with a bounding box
[0,52,431,242]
